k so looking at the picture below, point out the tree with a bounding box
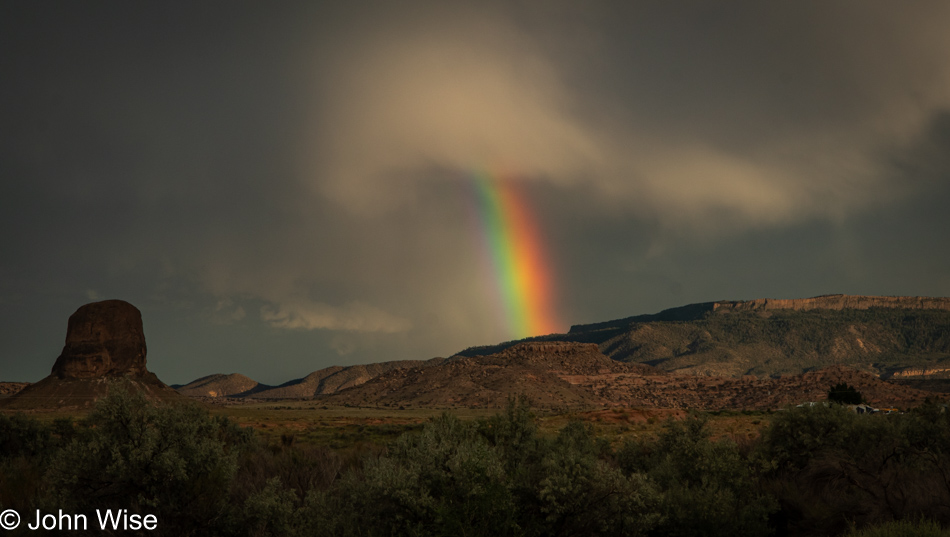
[828,383,864,405]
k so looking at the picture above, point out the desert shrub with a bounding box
[0,413,74,514]
[0,453,46,516]
[324,398,522,536]
[844,518,950,537]
[45,385,251,537]
[530,421,660,537]
[479,399,660,537]
[620,414,776,537]
[301,402,662,537]
[0,412,52,460]
[759,402,950,535]
[303,412,517,537]
[758,402,857,472]
[240,477,302,537]
[225,440,358,537]
[478,396,542,473]
[231,441,345,503]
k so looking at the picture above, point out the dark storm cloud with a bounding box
[2,2,949,384]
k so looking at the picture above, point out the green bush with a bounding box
[844,518,950,537]
[532,421,659,537]
[620,414,776,537]
[0,412,62,513]
[757,402,856,472]
[45,385,251,537]
[0,412,54,461]
[758,403,950,535]
[304,412,516,537]
[478,396,541,475]
[240,477,301,537]
[24,394,950,536]
[301,401,662,537]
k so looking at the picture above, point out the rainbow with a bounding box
[468,171,560,339]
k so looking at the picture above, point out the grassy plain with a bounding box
[203,400,772,448]
[1,396,776,449]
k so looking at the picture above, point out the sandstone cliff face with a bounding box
[886,367,950,379]
[711,294,950,313]
[51,300,148,379]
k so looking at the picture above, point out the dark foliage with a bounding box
[828,383,865,405]
[44,384,252,537]
[618,414,776,537]
[757,402,950,536]
[5,391,950,536]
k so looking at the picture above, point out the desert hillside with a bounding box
[458,294,950,378]
[324,342,931,410]
[175,373,269,397]
[327,342,656,408]
[244,359,442,399]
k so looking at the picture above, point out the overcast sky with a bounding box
[3,2,949,385]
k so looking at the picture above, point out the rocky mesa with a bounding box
[710,294,950,313]
[558,294,950,378]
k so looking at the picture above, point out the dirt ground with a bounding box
[4,397,775,449]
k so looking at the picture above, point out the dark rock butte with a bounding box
[51,299,149,379]
[1,300,181,410]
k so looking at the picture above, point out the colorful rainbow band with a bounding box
[470,171,559,339]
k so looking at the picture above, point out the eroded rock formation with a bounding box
[51,299,148,379]
[2,299,180,410]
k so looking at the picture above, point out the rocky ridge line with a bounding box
[711,294,950,314]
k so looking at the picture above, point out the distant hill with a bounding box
[175,373,269,398]
[0,382,30,398]
[173,360,444,400]
[328,342,656,408]
[460,295,950,379]
[243,359,443,399]
[325,342,932,410]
